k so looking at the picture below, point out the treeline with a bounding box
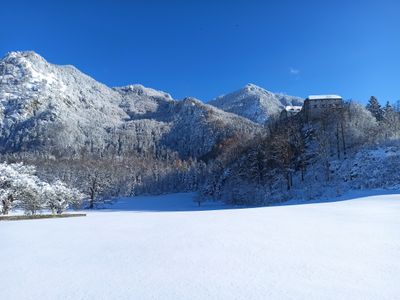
[2,148,208,208]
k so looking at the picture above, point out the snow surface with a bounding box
[1,192,400,300]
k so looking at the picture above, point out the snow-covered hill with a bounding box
[209,83,303,124]
[1,192,399,300]
[0,51,262,158]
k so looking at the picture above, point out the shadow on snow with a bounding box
[88,189,400,213]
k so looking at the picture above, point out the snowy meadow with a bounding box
[1,192,399,300]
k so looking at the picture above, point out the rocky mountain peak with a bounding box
[209,84,303,124]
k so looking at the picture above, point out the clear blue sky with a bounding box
[1,0,399,103]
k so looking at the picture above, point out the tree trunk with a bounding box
[89,187,95,209]
[286,171,291,190]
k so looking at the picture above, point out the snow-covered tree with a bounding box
[0,163,37,214]
[0,162,85,215]
[44,180,85,214]
[382,102,400,139]
[366,96,383,121]
[16,178,47,215]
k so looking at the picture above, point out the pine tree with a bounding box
[394,100,400,113]
[383,101,394,115]
[366,96,383,121]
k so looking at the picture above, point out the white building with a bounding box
[280,105,303,119]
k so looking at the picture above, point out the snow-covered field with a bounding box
[1,192,400,300]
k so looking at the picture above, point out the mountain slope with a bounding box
[0,51,262,158]
[209,83,303,124]
[114,84,174,120]
[162,97,262,157]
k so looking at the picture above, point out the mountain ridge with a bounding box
[0,51,262,158]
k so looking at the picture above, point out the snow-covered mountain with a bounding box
[0,51,261,158]
[209,83,303,124]
[0,51,128,154]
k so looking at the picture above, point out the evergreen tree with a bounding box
[383,101,393,114]
[366,96,383,121]
[382,101,400,138]
[393,100,400,113]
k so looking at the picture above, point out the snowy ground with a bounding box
[1,192,400,300]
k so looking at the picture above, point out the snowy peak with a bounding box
[0,50,125,119]
[0,51,129,153]
[114,84,173,100]
[1,51,58,87]
[209,84,303,124]
[242,83,274,96]
[2,51,47,63]
[218,83,275,102]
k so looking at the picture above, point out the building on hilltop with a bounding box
[278,95,343,122]
[303,95,343,120]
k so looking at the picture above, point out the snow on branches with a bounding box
[0,162,85,215]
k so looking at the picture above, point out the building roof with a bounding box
[307,95,342,100]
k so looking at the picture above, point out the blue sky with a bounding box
[1,0,399,103]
